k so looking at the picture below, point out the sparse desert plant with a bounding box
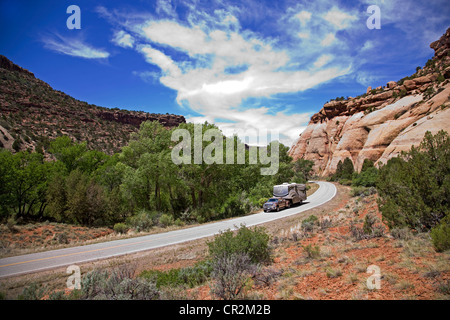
[18,282,47,300]
[81,265,159,300]
[210,253,258,300]
[390,227,414,240]
[325,267,342,278]
[302,215,319,232]
[302,244,321,259]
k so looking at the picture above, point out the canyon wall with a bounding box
[289,28,450,176]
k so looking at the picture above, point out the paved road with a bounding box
[0,181,336,278]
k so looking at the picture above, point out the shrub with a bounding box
[210,253,258,300]
[376,130,449,232]
[126,209,158,232]
[18,283,47,300]
[207,225,271,264]
[350,214,385,241]
[303,244,320,259]
[159,213,174,227]
[431,216,450,252]
[113,223,128,234]
[301,215,319,232]
[141,260,213,289]
[390,227,413,240]
[81,266,160,300]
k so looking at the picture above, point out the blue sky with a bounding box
[1,0,449,146]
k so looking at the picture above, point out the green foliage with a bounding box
[140,260,213,288]
[0,119,303,227]
[113,223,128,234]
[352,159,378,188]
[331,157,354,183]
[301,215,319,232]
[207,225,271,264]
[125,209,159,232]
[376,130,449,232]
[159,213,174,227]
[431,216,450,252]
[80,267,160,300]
[210,253,257,300]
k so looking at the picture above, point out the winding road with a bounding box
[0,181,336,278]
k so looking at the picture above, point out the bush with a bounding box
[376,131,449,232]
[350,214,385,241]
[210,253,258,300]
[220,192,253,219]
[159,213,174,227]
[18,283,47,300]
[113,223,128,234]
[81,266,160,300]
[431,216,450,252]
[303,244,320,259]
[301,215,319,232]
[207,225,271,264]
[126,209,158,232]
[140,260,213,288]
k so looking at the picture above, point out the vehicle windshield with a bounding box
[273,185,288,197]
[267,198,278,202]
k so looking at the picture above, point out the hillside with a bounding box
[0,55,186,155]
[289,28,450,176]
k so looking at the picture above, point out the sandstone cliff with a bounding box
[0,55,185,155]
[289,28,450,176]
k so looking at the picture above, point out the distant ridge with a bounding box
[0,55,186,155]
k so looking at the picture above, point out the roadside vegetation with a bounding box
[328,130,449,253]
[0,121,314,233]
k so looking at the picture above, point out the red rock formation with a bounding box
[289,28,450,176]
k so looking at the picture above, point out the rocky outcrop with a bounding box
[289,28,450,176]
[0,56,186,155]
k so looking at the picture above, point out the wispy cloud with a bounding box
[42,33,109,59]
[95,1,356,145]
[112,30,135,48]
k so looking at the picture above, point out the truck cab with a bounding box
[263,197,288,212]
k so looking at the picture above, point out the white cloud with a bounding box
[138,44,181,77]
[321,33,336,46]
[112,30,135,48]
[322,6,357,30]
[295,10,312,24]
[313,54,333,68]
[156,0,177,18]
[42,34,109,59]
[114,4,353,145]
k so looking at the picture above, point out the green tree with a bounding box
[0,150,51,221]
[377,130,449,231]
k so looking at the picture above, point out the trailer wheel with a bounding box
[286,201,291,208]
[276,206,280,212]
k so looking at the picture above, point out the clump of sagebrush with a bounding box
[301,215,319,233]
[206,225,272,264]
[350,213,385,241]
[79,265,160,300]
[302,244,321,259]
[210,252,258,300]
[140,260,213,289]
